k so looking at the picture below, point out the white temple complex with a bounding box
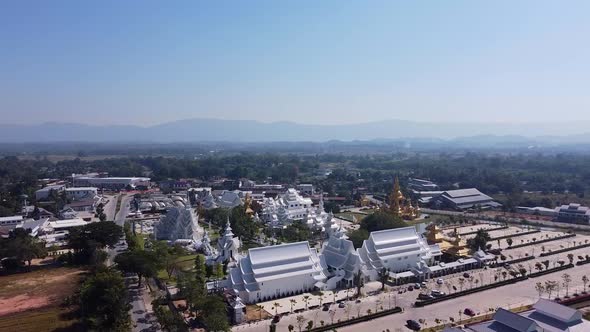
[261,188,331,229]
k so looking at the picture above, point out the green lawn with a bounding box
[335,212,366,223]
[157,254,197,283]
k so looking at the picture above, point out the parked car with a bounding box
[338,302,345,308]
[272,315,281,323]
[406,319,421,331]
[436,278,444,285]
[418,293,434,300]
[414,283,421,289]
[463,272,470,278]
[355,299,361,303]
[421,281,427,288]
[322,304,330,311]
[431,290,446,297]
[408,286,414,291]
[464,308,476,316]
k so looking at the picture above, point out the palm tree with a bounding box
[303,295,310,310]
[354,270,364,297]
[259,305,265,320]
[378,267,389,291]
[290,299,297,313]
[583,275,589,294]
[273,302,282,315]
[288,324,294,332]
[458,278,465,292]
[567,253,574,265]
[332,290,337,303]
[318,292,324,307]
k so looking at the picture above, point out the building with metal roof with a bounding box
[432,188,501,211]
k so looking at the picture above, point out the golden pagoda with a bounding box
[244,193,254,217]
[425,224,470,257]
[386,177,419,219]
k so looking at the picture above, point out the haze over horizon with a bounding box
[2,1,590,127]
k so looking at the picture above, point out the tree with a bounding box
[79,267,130,331]
[506,238,513,247]
[115,250,160,286]
[467,229,491,251]
[348,229,369,249]
[360,211,407,233]
[202,295,230,332]
[290,299,297,313]
[67,221,123,264]
[296,315,305,332]
[306,320,314,332]
[378,268,389,291]
[562,273,572,297]
[567,253,574,265]
[1,228,47,268]
[583,275,589,294]
[545,280,558,299]
[303,295,310,310]
[535,282,545,298]
[354,270,364,297]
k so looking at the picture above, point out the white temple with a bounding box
[357,227,441,281]
[215,217,241,263]
[228,241,329,303]
[200,190,245,210]
[261,188,331,229]
[155,206,203,242]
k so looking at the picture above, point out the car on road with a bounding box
[436,278,444,285]
[406,319,421,331]
[464,308,476,316]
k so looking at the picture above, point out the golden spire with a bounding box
[389,176,403,216]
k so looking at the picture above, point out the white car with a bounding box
[436,278,444,285]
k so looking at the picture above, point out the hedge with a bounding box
[460,226,508,236]
[505,233,576,250]
[539,243,590,257]
[307,307,403,332]
[528,263,574,278]
[490,230,540,241]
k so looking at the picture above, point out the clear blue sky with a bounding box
[1,1,589,126]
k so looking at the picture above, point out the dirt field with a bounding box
[0,266,85,331]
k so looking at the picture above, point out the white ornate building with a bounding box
[357,226,441,281]
[155,206,203,242]
[261,188,331,229]
[228,241,329,303]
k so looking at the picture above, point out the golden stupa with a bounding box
[386,177,419,219]
[244,193,255,217]
[425,224,470,257]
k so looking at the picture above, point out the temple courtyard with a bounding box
[232,224,590,331]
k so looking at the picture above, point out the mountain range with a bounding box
[1,118,590,144]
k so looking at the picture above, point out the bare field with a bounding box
[0,266,85,331]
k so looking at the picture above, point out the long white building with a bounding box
[228,241,329,303]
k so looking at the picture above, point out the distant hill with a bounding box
[1,118,590,143]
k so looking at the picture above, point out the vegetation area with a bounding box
[0,228,47,271]
[348,211,408,248]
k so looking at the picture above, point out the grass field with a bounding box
[0,266,85,331]
[157,254,197,283]
[0,306,82,332]
[336,212,366,222]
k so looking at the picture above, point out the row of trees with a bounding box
[535,274,589,299]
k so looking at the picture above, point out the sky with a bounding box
[1,1,590,126]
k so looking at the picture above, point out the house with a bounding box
[65,187,99,201]
[467,299,590,332]
[555,203,590,224]
[408,178,439,191]
[35,184,66,201]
